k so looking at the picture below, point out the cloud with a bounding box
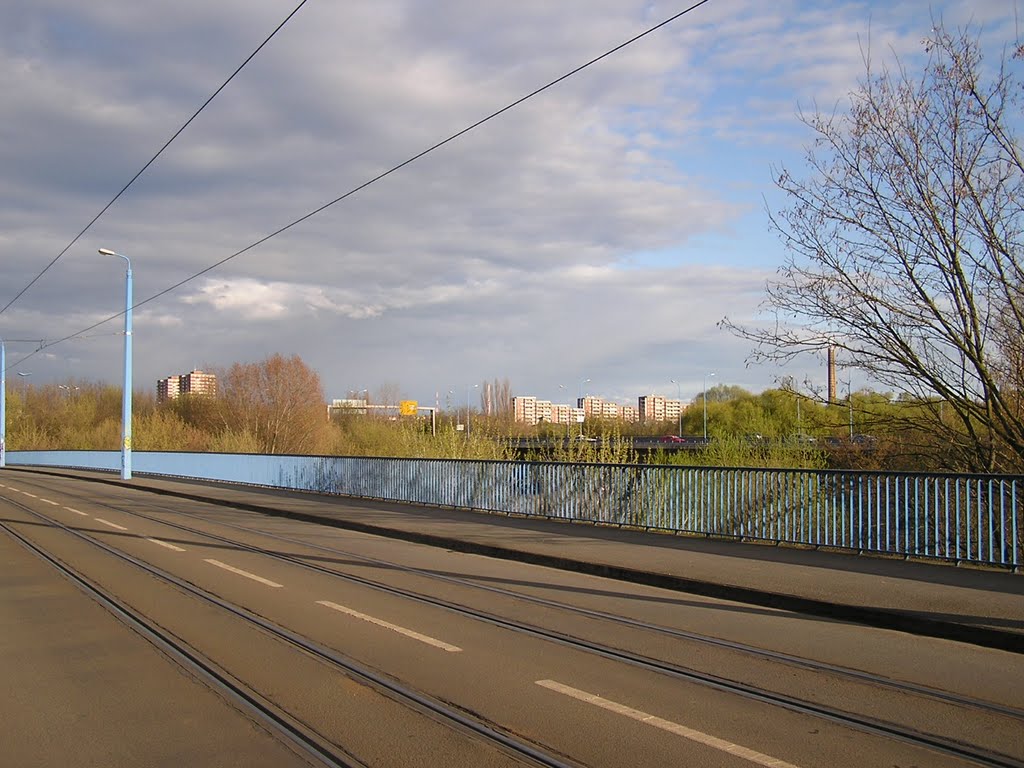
[1,0,1016,404]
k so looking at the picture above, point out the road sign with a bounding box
[399,400,418,416]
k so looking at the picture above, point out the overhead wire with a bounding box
[9,0,713,371]
[0,0,312,318]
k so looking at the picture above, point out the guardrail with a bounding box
[6,450,1021,570]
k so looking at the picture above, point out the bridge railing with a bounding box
[6,450,1021,569]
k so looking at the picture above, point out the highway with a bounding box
[2,469,1022,767]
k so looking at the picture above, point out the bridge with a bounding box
[2,454,1022,767]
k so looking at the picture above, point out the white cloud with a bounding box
[0,0,1017,403]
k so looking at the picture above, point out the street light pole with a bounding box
[670,379,682,437]
[99,248,132,480]
[703,372,715,441]
[0,338,5,469]
[577,378,590,437]
[558,384,570,437]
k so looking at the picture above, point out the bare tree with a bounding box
[481,377,512,415]
[216,353,326,455]
[723,24,1024,471]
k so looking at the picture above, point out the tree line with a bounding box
[1,353,996,472]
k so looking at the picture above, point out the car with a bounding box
[659,435,686,443]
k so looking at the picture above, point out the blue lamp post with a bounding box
[99,248,132,480]
[577,377,590,437]
[0,338,5,468]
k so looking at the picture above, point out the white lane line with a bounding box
[40,498,59,506]
[317,600,462,652]
[146,537,186,552]
[204,559,283,588]
[535,680,801,768]
[94,518,128,531]
[64,506,89,516]
[21,492,38,498]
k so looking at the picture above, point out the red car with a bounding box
[659,435,686,443]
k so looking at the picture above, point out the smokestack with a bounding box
[827,346,837,405]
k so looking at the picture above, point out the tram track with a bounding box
[3,473,1023,768]
[106,486,1024,721]
[0,493,582,768]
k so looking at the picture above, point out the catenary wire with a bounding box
[8,0,713,371]
[0,0,312,318]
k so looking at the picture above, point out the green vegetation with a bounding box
[4,363,1002,472]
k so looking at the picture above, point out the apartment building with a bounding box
[513,396,536,424]
[157,369,217,403]
[551,403,584,425]
[621,405,640,423]
[513,396,583,426]
[512,392,679,425]
[638,394,686,424]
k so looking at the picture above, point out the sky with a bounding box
[1,0,1019,411]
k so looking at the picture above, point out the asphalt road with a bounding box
[2,471,1022,767]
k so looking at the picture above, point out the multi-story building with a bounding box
[638,394,686,424]
[665,398,684,426]
[579,395,607,419]
[157,369,217,403]
[156,375,181,403]
[513,396,556,425]
[182,369,217,398]
[638,394,666,423]
[551,404,585,425]
[513,396,538,424]
[536,399,553,424]
[514,396,587,425]
[513,392,673,426]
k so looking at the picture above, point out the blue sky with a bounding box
[0,0,1018,409]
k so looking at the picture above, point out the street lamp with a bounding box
[558,384,571,437]
[0,338,5,468]
[670,379,683,438]
[99,248,132,480]
[577,378,590,437]
[703,372,716,441]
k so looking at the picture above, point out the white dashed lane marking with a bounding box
[39,498,59,506]
[204,559,283,588]
[64,507,88,516]
[94,518,128,531]
[317,600,462,652]
[535,680,802,768]
[21,492,38,498]
[146,537,186,552]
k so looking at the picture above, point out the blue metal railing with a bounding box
[6,450,1021,569]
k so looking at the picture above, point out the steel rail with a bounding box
[0,517,364,768]
[8,477,1021,768]
[124,492,1024,721]
[0,495,582,768]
